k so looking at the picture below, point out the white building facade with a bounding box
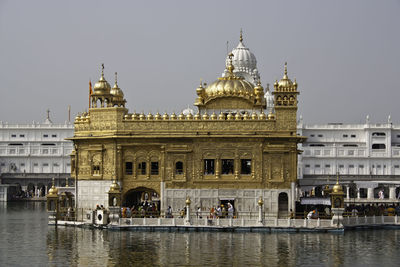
[298,116,400,202]
[0,116,73,196]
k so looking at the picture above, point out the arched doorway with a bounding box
[123,187,160,217]
[278,192,289,218]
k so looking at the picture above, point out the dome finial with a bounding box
[227,52,235,75]
[284,62,288,77]
[101,63,105,78]
[240,28,243,43]
[114,72,118,87]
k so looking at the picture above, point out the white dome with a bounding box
[227,41,257,70]
[182,106,194,116]
[222,37,260,84]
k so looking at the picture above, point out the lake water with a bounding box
[1,201,400,267]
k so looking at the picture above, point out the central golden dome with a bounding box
[204,78,254,97]
[203,53,255,99]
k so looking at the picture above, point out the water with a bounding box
[1,202,400,267]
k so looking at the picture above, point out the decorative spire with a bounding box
[227,52,235,75]
[240,28,243,43]
[283,62,288,78]
[114,72,118,87]
[47,109,50,120]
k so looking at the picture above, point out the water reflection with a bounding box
[1,202,400,267]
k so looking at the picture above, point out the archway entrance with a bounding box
[278,192,289,218]
[123,187,160,217]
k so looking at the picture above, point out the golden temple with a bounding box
[69,33,305,219]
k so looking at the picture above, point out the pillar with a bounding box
[346,186,350,200]
[389,187,396,200]
[357,188,360,199]
[367,188,374,199]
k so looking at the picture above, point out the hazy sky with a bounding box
[1,0,399,124]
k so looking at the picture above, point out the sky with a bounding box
[0,0,399,124]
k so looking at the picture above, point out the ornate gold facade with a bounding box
[70,37,305,215]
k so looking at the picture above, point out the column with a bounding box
[389,187,396,200]
[357,188,360,199]
[367,188,374,199]
[346,186,350,200]
[215,157,220,179]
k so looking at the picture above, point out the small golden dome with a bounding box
[227,113,233,120]
[147,113,153,120]
[259,112,266,120]
[258,197,264,206]
[110,72,124,98]
[132,113,138,120]
[202,113,209,120]
[332,182,343,193]
[48,185,58,196]
[139,112,145,120]
[210,112,217,120]
[186,113,193,120]
[218,112,225,120]
[93,64,111,93]
[267,112,276,120]
[251,112,258,120]
[109,180,121,193]
[235,113,242,120]
[243,112,249,120]
[178,113,185,120]
[162,112,169,120]
[277,62,294,88]
[194,113,201,120]
[185,197,191,205]
[170,113,177,120]
[154,112,161,120]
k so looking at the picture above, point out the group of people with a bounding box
[209,203,235,219]
[345,203,400,216]
[120,200,159,218]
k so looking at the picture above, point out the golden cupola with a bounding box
[274,62,297,92]
[110,72,126,107]
[93,64,111,95]
[195,53,264,112]
[273,62,299,109]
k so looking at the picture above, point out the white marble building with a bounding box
[298,116,400,202]
[0,112,74,196]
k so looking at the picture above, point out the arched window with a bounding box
[175,161,183,175]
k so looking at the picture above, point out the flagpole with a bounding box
[89,80,92,109]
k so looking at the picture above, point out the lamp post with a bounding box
[185,197,191,225]
[258,197,264,225]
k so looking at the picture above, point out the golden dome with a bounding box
[267,112,276,120]
[277,62,294,88]
[259,112,266,120]
[332,183,342,193]
[210,112,217,120]
[162,113,169,120]
[199,53,255,104]
[109,180,121,193]
[154,112,161,120]
[48,185,58,195]
[110,72,124,98]
[194,113,201,120]
[93,64,111,93]
[204,79,254,98]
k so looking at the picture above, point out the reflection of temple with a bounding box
[70,33,305,218]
